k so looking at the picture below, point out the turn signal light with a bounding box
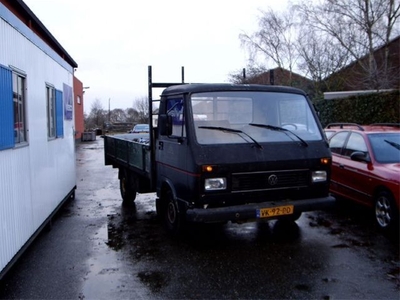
[202,165,215,172]
[320,158,331,165]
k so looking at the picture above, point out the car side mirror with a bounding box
[350,151,371,163]
[159,114,172,136]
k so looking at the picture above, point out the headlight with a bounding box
[205,178,227,190]
[312,171,327,183]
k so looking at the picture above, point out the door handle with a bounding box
[158,141,164,150]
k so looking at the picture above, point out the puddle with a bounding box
[105,208,162,262]
[106,220,125,251]
[81,225,126,298]
[137,271,170,293]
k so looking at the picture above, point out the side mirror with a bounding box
[350,151,370,163]
[159,114,172,136]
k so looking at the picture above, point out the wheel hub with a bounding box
[167,202,177,224]
[375,196,391,228]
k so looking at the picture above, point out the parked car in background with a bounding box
[325,123,400,231]
[130,124,149,133]
[324,129,337,140]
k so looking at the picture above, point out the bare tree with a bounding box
[84,98,106,129]
[228,65,268,84]
[236,0,399,92]
[296,28,350,92]
[239,8,298,77]
[125,107,139,123]
[296,0,400,89]
[110,108,127,123]
[381,0,400,81]
[133,97,149,123]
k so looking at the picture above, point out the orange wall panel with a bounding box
[73,76,84,140]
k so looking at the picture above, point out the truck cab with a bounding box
[154,83,335,234]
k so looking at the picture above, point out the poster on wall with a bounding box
[63,83,73,120]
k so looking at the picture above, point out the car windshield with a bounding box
[368,133,400,163]
[191,91,322,145]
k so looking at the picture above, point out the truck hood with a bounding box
[194,141,330,170]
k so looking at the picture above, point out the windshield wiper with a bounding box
[384,139,400,150]
[198,126,263,149]
[249,123,308,147]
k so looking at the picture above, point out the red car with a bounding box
[326,123,400,231]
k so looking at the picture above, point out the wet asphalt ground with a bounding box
[0,137,399,300]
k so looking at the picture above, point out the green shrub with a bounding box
[315,90,400,127]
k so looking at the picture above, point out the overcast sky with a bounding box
[23,0,288,113]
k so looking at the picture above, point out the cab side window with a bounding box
[329,131,348,155]
[167,97,185,138]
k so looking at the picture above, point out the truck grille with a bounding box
[231,170,309,192]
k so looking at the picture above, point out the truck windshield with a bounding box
[191,91,322,145]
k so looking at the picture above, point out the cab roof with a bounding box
[161,83,307,97]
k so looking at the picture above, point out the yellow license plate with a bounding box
[256,205,294,218]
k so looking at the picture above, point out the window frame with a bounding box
[343,132,368,157]
[166,97,186,138]
[329,131,349,155]
[12,69,28,145]
[46,84,56,139]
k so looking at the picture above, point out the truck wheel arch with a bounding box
[159,180,178,208]
[158,180,186,236]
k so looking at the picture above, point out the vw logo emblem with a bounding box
[268,174,278,186]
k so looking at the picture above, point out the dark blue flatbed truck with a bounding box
[104,66,335,235]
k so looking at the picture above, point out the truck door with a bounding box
[156,97,190,198]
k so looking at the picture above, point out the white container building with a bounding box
[0,0,78,278]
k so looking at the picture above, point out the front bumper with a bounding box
[185,196,335,223]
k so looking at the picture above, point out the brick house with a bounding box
[242,36,399,98]
[74,76,85,140]
[244,67,316,98]
[324,36,400,91]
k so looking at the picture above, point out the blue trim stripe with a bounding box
[0,64,14,150]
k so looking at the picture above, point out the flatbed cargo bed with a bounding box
[104,134,151,178]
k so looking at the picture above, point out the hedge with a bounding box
[314,90,400,127]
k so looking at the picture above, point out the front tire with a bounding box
[375,190,398,231]
[281,211,302,222]
[163,190,185,237]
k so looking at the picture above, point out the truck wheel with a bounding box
[164,190,184,237]
[155,198,163,219]
[282,211,302,222]
[375,190,398,231]
[119,171,137,204]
